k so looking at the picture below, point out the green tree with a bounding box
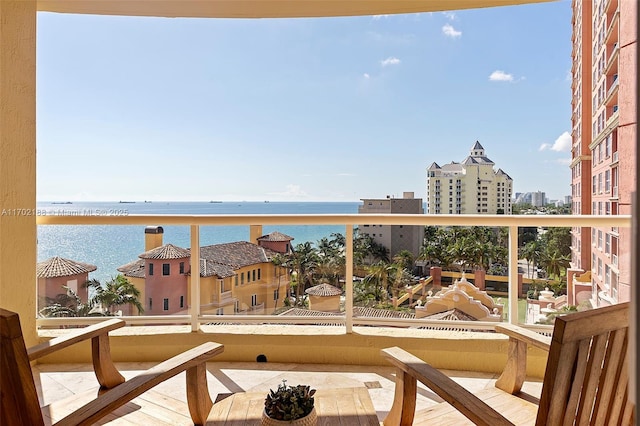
[286,242,319,305]
[521,240,543,277]
[38,286,101,318]
[85,274,144,315]
[540,249,571,282]
[362,261,389,302]
[271,253,287,309]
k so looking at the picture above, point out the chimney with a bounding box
[145,226,164,251]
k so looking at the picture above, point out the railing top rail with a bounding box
[36,214,632,227]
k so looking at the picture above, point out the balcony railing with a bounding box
[36,214,631,333]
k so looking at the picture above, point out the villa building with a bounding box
[358,192,424,259]
[36,256,97,310]
[426,142,513,215]
[569,0,636,306]
[117,227,291,315]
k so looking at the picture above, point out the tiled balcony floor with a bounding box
[34,361,544,425]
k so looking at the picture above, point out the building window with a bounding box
[179,262,185,274]
[241,272,244,285]
[149,298,152,310]
[148,263,154,276]
[180,295,184,308]
[162,263,170,275]
[251,294,257,306]
[235,275,238,286]
[258,268,261,280]
[252,270,256,281]
[274,289,279,300]
[163,298,169,311]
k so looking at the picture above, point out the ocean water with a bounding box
[37,201,359,283]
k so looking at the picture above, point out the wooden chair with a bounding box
[381,302,635,425]
[0,308,224,426]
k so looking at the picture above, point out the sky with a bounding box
[37,1,573,202]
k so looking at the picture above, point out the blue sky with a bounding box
[37,1,572,202]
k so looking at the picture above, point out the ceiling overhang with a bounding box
[37,0,556,19]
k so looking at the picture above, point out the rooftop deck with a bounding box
[35,360,544,425]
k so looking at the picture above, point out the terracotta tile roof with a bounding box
[119,240,278,280]
[353,307,415,319]
[278,307,415,320]
[305,283,342,297]
[278,308,341,317]
[198,241,278,268]
[117,259,146,279]
[36,256,97,279]
[139,243,190,260]
[257,231,294,242]
[422,308,477,321]
[199,259,235,278]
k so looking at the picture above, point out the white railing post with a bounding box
[345,225,354,333]
[508,225,519,324]
[190,225,201,331]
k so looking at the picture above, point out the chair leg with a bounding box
[186,362,213,425]
[91,334,125,390]
[495,338,527,394]
[383,369,417,426]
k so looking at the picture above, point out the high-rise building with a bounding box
[530,191,547,207]
[358,192,424,259]
[570,0,636,305]
[426,142,513,214]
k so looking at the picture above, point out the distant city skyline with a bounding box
[37,1,572,202]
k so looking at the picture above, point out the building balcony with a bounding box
[31,213,630,369]
[24,211,632,425]
[605,10,619,45]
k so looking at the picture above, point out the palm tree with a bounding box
[38,286,102,318]
[271,253,287,309]
[362,261,389,302]
[540,249,571,282]
[392,250,414,273]
[521,240,543,277]
[286,242,318,305]
[85,274,144,315]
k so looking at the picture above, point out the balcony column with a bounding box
[190,225,201,331]
[0,0,37,345]
[508,226,519,324]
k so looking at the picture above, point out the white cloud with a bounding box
[540,131,572,152]
[269,184,309,198]
[363,73,370,79]
[556,158,572,166]
[442,23,462,38]
[372,14,389,20]
[380,57,401,67]
[549,131,572,152]
[442,12,456,20]
[488,70,514,82]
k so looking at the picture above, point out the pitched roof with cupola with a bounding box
[305,283,342,297]
[257,231,294,242]
[37,256,97,278]
[138,243,190,260]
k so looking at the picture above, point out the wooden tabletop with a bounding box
[206,387,380,425]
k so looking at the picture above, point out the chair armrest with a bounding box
[494,324,551,394]
[56,341,224,426]
[495,324,551,351]
[27,319,125,360]
[28,319,126,389]
[381,347,513,426]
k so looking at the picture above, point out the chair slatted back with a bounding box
[0,308,45,426]
[536,302,633,426]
